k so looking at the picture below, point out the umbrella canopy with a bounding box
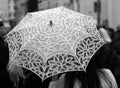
[5,6,105,81]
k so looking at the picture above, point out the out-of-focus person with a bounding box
[0,35,13,88]
[111,25,120,54]
[99,27,112,43]
[110,25,120,87]
[102,19,115,41]
[0,16,4,27]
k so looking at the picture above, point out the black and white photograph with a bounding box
[0,0,120,88]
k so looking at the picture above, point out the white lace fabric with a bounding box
[5,6,105,81]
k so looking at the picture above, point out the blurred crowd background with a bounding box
[0,0,120,32]
[0,0,120,75]
[0,0,120,86]
[0,0,120,33]
[1,0,120,87]
[0,0,120,68]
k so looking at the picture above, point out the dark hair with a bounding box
[0,36,9,71]
[64,56,100,88]
[0,36,14,88]
[64,44,114,88]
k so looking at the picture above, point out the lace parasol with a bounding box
[5,6,105,81]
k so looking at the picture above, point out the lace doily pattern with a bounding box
[76,36,104,70]
[5,30,23,61]
[44,53,82,80]
[81,15,101,39]
[5,6,105,81]
[12,48,45,79]
[13,47,82,80]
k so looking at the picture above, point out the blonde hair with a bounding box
[97,69,118,88]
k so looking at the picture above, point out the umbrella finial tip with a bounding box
[50,20,53,26]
